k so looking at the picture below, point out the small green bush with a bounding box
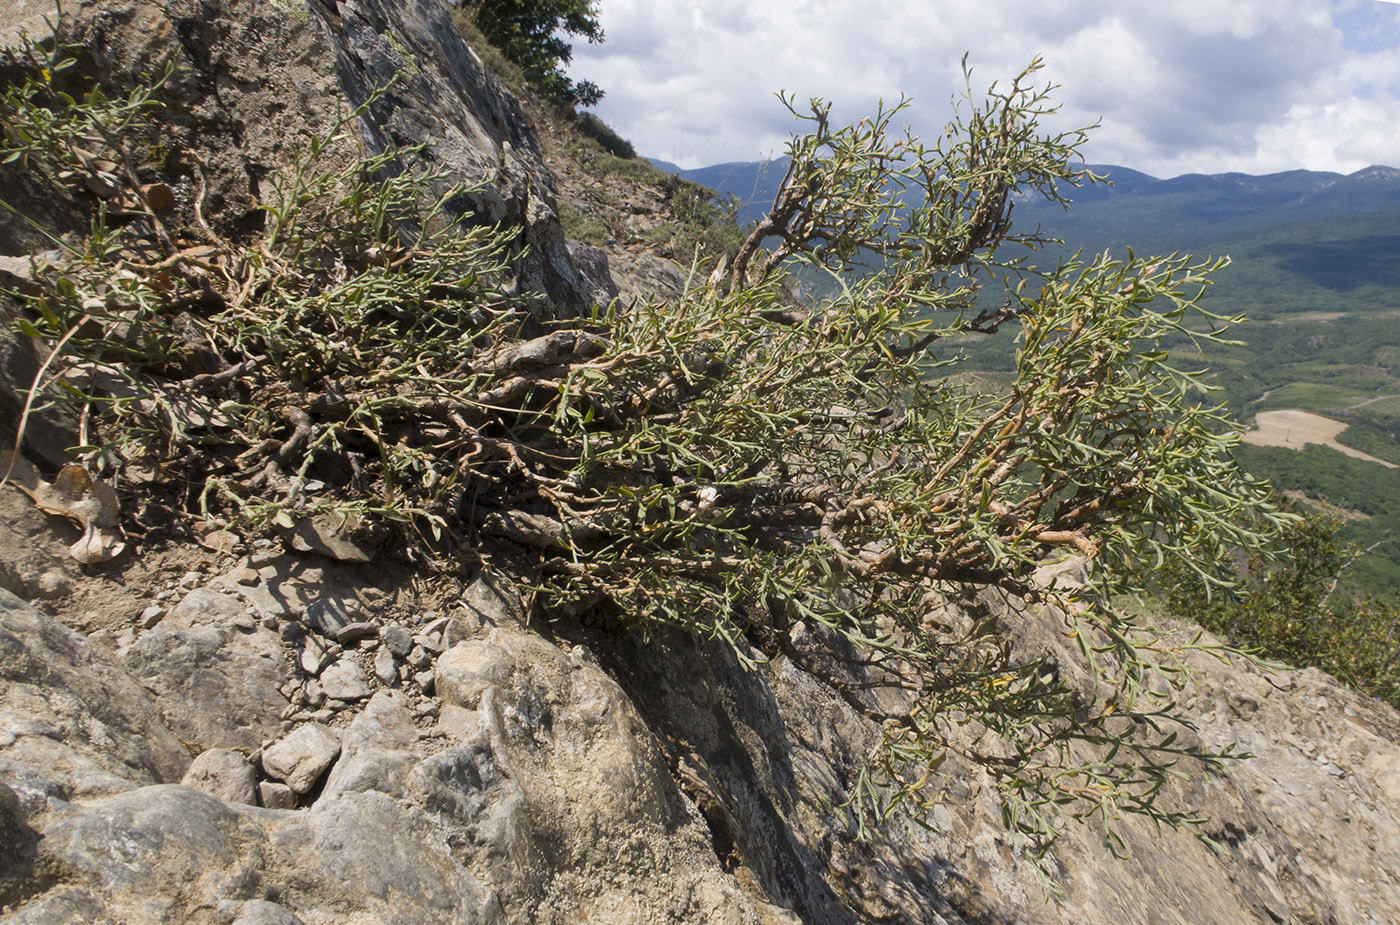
[573,111,634,159]
[1164,511,1400,707]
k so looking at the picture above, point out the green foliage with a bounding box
[463,0,604,106]
[1162,512,1400,708]
[529,59,1287,869]
[572,110,634,159]
[557,201,607,245]
[1335,419,1400,466]
[6,41,1292,884]
[0,17,174,198]
[948,159,1400,592]
[3,49,524,538]
[1235,445,1400,592]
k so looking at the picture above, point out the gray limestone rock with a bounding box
[0,780,38,907]
[321,690,419,801]
[380,624,414,657]
[0,590,189,810]
[180,748,258,805]
[319,658,372,702]
[435,640,515,710]
[169,588,245,627]
[453,571,526,642]
[261,723,341,795]
[373,646,399,686]
[564,239,620,306]
[257,781,296,811]
[229,899,306,925]
[120,620,287,752]
[298,634,330,676]
[29,784,499,924]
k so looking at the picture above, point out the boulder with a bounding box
[120,621,288,752]
[0,590,188,811]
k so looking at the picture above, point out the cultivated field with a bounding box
[1244,409,1397,468]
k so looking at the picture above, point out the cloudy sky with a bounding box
[569,0,1400,178]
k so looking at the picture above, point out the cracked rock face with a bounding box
[4,554,1400,924]
[0,590,795,923]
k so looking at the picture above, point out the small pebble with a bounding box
[332,621,379,644]
[230,566,260,586]
[380,625,413,657]
[139,605,165,628]
[374,649,398,686]
[35,570,69,597]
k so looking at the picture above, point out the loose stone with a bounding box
[380,625,413,657]
[299,636,330,676]
[261,723,341,794]
[333,621,379,644]
[320,660,372,701]
[257,780,296,810]
[374,648,398,686]
[180,744,260,806]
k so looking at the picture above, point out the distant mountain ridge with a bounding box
[651,155,1400,321]
[651,156,1400,244]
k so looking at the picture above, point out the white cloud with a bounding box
[569,0,1400,175]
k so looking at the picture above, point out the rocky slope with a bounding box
[2,1,1400,923]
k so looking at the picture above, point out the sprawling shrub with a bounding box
[3,33,1288,876]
